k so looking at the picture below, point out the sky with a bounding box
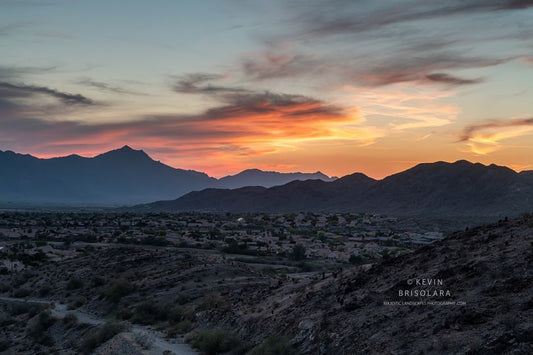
[1,0,532,178]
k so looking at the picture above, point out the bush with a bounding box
[249,335,298,355]
[191,329,240,355]
[131,301,193,325]
[0,339,11,352]
[0,282,10,293]
[39,285,51,297]
[67,296,86,310]
[349,254,364,265]
[66,277,84,290]
[13,287,31,298]
[91,275,106,287]
[79,321,127,354]
[167,320,194,336]
[27,310,56,345]
[103,279,135,303]
[290,244,306,261]
[7,302,43,316]
[0,311,14,326]
[62,313,78,327]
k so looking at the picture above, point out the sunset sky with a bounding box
[1,0,532,178]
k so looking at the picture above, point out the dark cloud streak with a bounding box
[0,81,94,105]
[173,73,250,94]
[76,78,144,95]
[425,73,483,85]
[302,1,533,38]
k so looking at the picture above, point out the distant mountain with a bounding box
[0,146,334,205]
[0,146,215,205]
[139,160,533,217]
[217,168,335,189]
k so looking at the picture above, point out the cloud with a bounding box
[0,81,94,105]
[300,0,533,38]
[459,117,533,154]
[76,78,143,95]
[236,0,527,90]
[0,65,58,80]
[173,73,249,94]
[242,51,319,80]
[425,73,483,85]
[460,117,533,142]
[0,90,376,165]
[239,41,504,88]
[341,83,460,130]
[355,54,505,87]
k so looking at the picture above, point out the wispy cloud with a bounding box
[173,73,249,94]
[76,78,144,95]
[0,81,94,105]
[459,117,533,154]
[298,0,533,38]
[0,65,58,80]
[425,73,483,85]
[356,54,502,87]
[242,51,319,81]
[340,83,460,130]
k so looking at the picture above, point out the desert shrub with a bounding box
[66,276,84,290]
[167,320,194,336]
[0,311,14,326]
[249,335,298,355]
[197,294,223,311]
[62,313,78,327]
[67,295,86,310]
[79,321,127,354]
[0,339,11,352]
[132,301,192,325]
[132,301,165,324]
[13,287,31,298]
[91,275,106,287]
[0,282,10,293]
[349,254,364,265]
[27,310,56,345]
[103,279,135,303]
[289,244,306,261]
[38,285,51,297]
[6,302,43,316]
[191,328,240,355]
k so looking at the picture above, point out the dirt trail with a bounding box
[0,296,197,355]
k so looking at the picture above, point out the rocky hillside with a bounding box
[196,214,533,354]
[1,214,531,354]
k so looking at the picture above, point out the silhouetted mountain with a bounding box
[139,160,533,216]
[217,169,335,189]
[0,146,215,205]
[146,172,377,212]
[0,146,334,205]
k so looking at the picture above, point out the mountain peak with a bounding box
[95,145,151,162]
[119,145,134,151]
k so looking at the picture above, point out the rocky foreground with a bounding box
[198,214,533,354]
[1,214,532,354]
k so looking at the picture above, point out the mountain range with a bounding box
[139,160,533,217]
[0,146,333,205]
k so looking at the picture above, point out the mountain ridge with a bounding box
[137,160,533,217]
[0,146,334,205]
